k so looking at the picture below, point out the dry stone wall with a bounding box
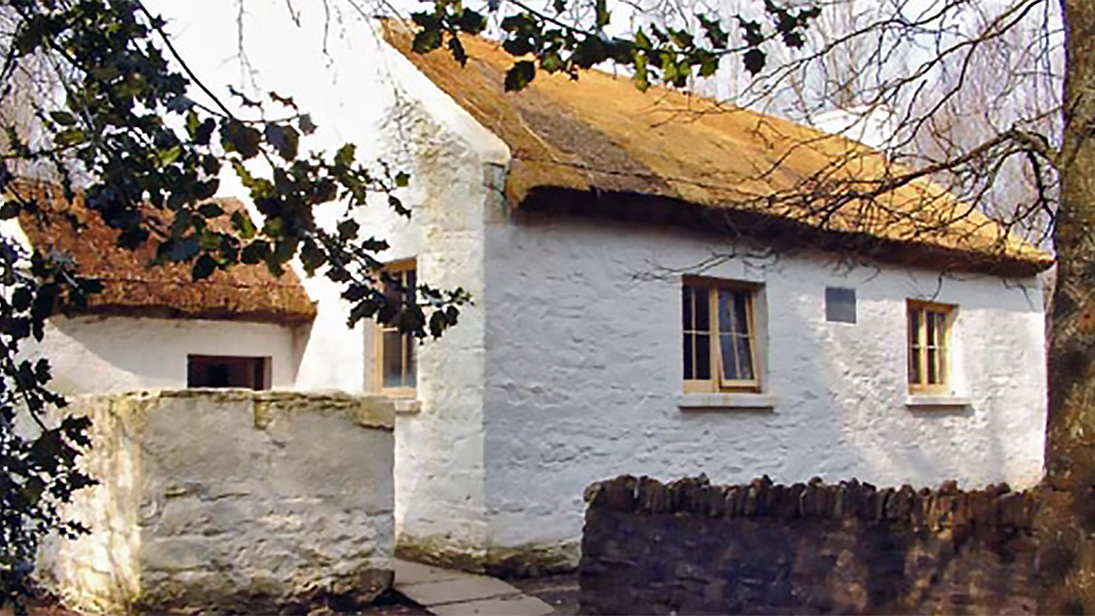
[37,390,396,614]
[580,475,1039,615]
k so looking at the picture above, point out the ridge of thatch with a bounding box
[382,22,1054,277]
[11,179,317,325]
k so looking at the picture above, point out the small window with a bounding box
[907,301,954,393]
[376,260,417,396]
[825,287,856,323]
[187,355,271,390]
[683,278,761,393]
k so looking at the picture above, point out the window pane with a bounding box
[682,286,693,330]
[695,333,711,380]
[927,312,938,346]
[933,311,948,347]
[720,334,739,380]
[718,334,735,378]
[733,293,750,335]
[718,290,733,333]
[404,334,416,388]
[694,288,710,332]
[927,348,938,384]
[683,334,694,379]
[736,335,754,380]
[383,330,403,387]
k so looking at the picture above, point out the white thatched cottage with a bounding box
[341,24,1052,573]
[17,15,1053,577]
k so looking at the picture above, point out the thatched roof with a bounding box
[383,23,1053,277]
[12,180,317,325]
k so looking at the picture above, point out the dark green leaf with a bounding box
[264,123,299,161]
[300,242,326,274]
[49,111,77,126]
[192,254,217,280]
[335,143,356,166]
[540,51,562,73]
[231,210,256,240]
[412,27,443,55]
[223,121,262,159]
[504,61,537,91]
[55,129,85,147]
[194,119,215,146]
[198,202,224,218]
[298,114,317,135]
[743,48,766,75]
[241,240,269,264]
[0,201,21,220]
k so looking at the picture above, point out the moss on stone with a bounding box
[485,542,580,578]
[396,535,488,573]
[397,534,579,578]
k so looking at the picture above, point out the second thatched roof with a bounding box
[13,180,317,326]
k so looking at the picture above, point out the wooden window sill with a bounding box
[677,392,775,411]
[906,394,971,408]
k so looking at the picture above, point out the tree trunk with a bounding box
[1039,2,1095,612]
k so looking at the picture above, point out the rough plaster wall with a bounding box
[353,36,510,563]
[39,390,395,614]
[37,316,298,394]
[94,4,506,561]
[482,213,1047,561]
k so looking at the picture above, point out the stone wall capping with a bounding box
[585,475,1040,529]
[581,474,1042,615]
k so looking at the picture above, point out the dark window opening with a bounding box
[187,355,271,390]
[825,287,857,324]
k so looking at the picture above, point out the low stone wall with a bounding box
[37,390,396,614]
[580,475,1039,615]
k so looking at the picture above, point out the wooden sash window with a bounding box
[683,279,760,393]
[376,260,416,396]
[907,301,954,393]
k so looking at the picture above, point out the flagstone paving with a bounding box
[393,559,555,616]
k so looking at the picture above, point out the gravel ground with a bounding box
[511,573,581,615]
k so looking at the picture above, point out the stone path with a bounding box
[393,559,556,616]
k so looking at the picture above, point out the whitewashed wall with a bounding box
[39,390,395,614]
[350,36,508,565]
[39,316,300,394]
[482,213,1047,567]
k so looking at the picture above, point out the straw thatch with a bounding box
[12,180,316,325]
[383,23,1053,276]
